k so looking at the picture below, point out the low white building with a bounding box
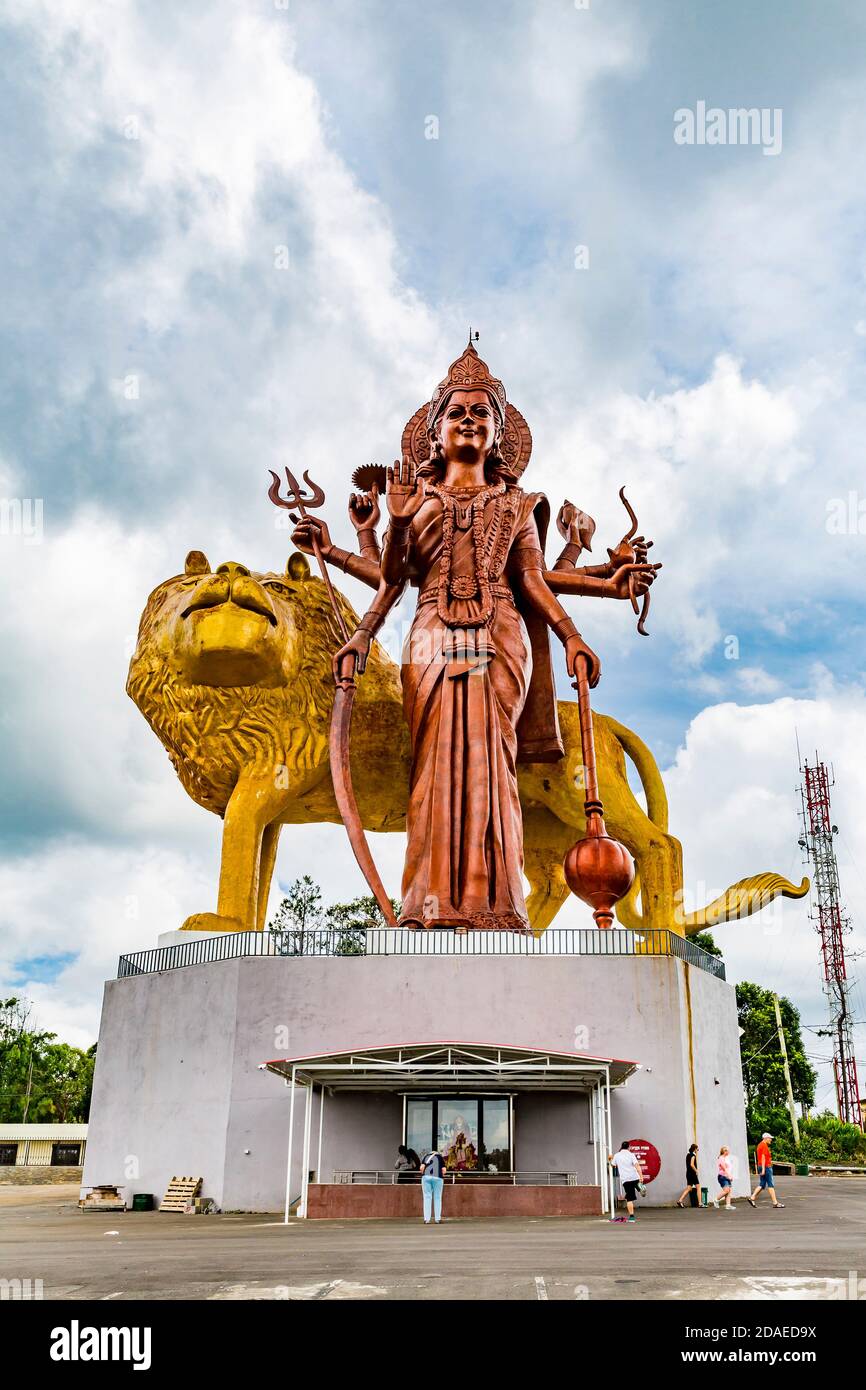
[0,1124,88,1169]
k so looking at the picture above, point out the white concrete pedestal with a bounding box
[84,946,749,1212]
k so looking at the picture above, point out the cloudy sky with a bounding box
[1,0,865,1110]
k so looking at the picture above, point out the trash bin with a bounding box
[701,1186,709,1207]
[796,1164,810,1177]
[131,1193,154,1212]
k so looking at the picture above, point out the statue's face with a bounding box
[435,389,500,464]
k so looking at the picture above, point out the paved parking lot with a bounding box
[1,1178,864,1300]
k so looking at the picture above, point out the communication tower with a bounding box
[798,757,862,1129]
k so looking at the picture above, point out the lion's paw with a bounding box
[180,912,245,934]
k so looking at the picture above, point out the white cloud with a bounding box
[528,354,816,663]
[736,666,783,696]
[664,683,866,1099]
[0,841,216,1048]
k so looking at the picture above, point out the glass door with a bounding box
[406,1099,433,1160]
[479,1097,509,1173]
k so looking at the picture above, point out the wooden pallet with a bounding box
[159,1176,202,1212]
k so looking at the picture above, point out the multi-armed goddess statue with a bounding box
[287,340,660,934]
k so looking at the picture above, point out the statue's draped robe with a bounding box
[398,484,561,933]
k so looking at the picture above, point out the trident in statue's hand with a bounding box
[267,467,349,642]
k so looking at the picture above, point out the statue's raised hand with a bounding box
[386,456,424,524]
[349,485,380,534]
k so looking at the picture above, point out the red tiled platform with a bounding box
[305,1183,602,1219]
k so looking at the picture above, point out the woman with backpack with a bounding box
[420,1148,445,1224]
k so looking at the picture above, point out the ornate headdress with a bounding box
[425,341,507,430]
[352,337,533,494]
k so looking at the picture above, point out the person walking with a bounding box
[715,1147,736,1209]
[748,1132,785,1208]
[421,1148,445,1224]
[609,1140,645,1223]
[676,1143,701,1208]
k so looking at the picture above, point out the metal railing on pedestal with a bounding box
[117,926,725,980]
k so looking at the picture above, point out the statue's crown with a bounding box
[426,340,507,431]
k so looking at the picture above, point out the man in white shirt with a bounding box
[610,1141,645,1222]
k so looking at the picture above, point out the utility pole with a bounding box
[22,1046,33,1124]
[773,993,800,1146]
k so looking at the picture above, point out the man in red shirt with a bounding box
[748,1131,785,1208]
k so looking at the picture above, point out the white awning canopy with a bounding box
[261,1041,638,1091]
[261,1043,634,1222]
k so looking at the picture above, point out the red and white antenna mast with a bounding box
[798,756,862,1130]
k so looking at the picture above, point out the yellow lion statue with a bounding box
[127,549,807,935]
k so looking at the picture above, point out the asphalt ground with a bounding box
[1,1178,864,1301]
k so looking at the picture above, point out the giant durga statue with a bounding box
[127,340,808,936]
[315,341,658,933]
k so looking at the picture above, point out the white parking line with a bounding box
[535,1276,548,1301]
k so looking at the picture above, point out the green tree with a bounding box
[736,982,817,1135]
[0,997,95,1124]
[690,931,723,958]
[268,879,401,955]
[0,997,51,1122]
[33,1042,96,1123]
[324,894,402,954]
[268,875,324,954]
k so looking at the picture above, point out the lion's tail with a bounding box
[681,873,810,932]
[617,869,810,935]
[603,715,668,831]
[599,715,811,935]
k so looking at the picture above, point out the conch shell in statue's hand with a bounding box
[557,500,596,552]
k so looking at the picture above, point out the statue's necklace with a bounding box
[429,480,506,628]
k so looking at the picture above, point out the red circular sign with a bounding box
[628,1139,661,1182]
